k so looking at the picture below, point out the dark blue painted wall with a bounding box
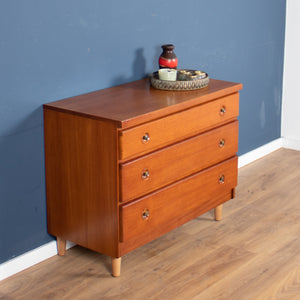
[0,0,286,263]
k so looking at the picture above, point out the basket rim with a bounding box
[150,70,209,91]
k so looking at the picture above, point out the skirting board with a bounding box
[282,137,300,151]
[1,137,299,282]
[238,138,283,168]
[0,241,75,282]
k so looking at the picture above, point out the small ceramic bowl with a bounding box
[158,68,177,81]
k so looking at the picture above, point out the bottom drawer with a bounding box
[120,156,237,242]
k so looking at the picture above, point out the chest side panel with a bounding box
[44,109,120,257]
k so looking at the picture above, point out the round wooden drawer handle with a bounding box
[142,208,150,220]
[220,106,226,116]
[142,169,150,180]
[142,133,150,144]
[219,174,225,184]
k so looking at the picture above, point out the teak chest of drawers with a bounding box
[44,78,242,277]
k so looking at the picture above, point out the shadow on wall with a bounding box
[111,47,147,86]
[0,107,52,263]
[110,46,162,86]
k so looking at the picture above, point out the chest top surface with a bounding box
[44,78,242,129]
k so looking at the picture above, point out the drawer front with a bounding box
[120,156,238,242]
[120,121,238,202]
[119,93,239,160]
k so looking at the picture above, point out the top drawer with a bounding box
[119,93,239,160]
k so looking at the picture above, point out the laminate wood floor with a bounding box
[1,148,299,300]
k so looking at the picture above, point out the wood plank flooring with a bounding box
[0,148,299,300]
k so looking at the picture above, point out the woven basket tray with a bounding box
[150,70,209,91]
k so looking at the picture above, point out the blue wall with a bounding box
[0,0,286,264]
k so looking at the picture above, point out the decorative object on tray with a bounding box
[158,68,177,81]
[150,69,209,91]
[159,44,178,69]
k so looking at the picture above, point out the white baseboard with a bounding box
[282,137,300,151]
[238,138,284,168]
[0,240,74,282]
[1,136,298,282]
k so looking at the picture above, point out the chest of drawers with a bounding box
[44,78,242,277]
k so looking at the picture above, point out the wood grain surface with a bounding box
[118,92,239,159]
[44,109,120,257]
[1,148,299,299]
[44,79,242,129]
[120,157,237,244]
[43,78,241,275]
[120,121,238,202]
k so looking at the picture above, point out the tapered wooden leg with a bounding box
[214,204,223,221]
[57,237,66,256]
[111,257,122,277]
[231,187,236,198]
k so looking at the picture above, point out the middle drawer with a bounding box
[120,120,238,202]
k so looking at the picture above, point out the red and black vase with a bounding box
[159,44,178,69]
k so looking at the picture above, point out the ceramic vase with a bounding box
[159,44,178,69]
